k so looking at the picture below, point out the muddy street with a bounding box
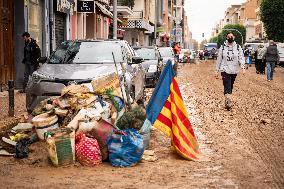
[0,60,283,189]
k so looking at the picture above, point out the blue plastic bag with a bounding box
[107,128,145,167]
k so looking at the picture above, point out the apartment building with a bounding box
[255,0,266,39]
[212,0,259,41]
[241,0,258,40]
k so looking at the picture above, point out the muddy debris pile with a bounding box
[0,75,155,168]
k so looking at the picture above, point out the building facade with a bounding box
[0,0,74,89]
[212,0,261,41]
[254,0,266,39]
[72,0,112,40]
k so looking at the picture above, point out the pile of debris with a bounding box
[1,74,156,167]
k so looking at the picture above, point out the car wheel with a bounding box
[136,87,146,108]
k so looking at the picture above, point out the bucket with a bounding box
[141,131,151,149]
[32,113,59,140]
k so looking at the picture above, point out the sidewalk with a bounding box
[0,90,26,128]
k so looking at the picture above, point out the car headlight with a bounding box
[31,72,55,83]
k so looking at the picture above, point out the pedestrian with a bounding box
[248,46,253,66]
[21,32,41,92]
[211,48,217,60]
[263,40,279,81]
[254,44,266,74]
[173,42,181,62]
[215,32,245,110]
[199,50,204,60]
[204,49,209,60]
[244,46,250,65]
[135,39,140,47]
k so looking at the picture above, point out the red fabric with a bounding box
[75,133,102,166]
[174,45,181,55]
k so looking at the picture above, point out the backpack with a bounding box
[218,44,241,71]
[266,45,278,55]
[221,44,240,59]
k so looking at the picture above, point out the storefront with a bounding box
[55,0,74,47]
[72,0,112,40]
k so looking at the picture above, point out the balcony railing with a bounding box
[127,11,143,19]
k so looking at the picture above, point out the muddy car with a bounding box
[26,40,145,112]
[133,46,164,87]
[158,47,175,65]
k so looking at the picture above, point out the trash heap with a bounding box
[1,73,156,167]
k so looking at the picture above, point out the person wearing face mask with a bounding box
[21,32,41,93]
[215,32,246,110]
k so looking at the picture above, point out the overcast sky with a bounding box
[184,0,246,42]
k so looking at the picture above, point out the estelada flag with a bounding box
[146,60,199,160]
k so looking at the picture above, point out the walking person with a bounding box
[248,47,253,67]
[21,32,41,92]
[244,46,249,65]
[215,32,245,110]
[211,48,217,60]
[254,44,266,74]
[263,40,279,81]
[172,42,181,73]
[204,49,209,60]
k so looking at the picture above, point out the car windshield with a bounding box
[48,41,124,64]
[48,41,73,64]
[159,48,174,57]
[135,48,157,60]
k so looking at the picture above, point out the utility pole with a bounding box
[113,0,117,39]
[174,0,177,42]
[154,0,158,45]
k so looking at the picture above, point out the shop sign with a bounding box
[77,1,95,13]
[57,0,75,14]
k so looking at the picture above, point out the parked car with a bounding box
[26,40,145,112]
[204,43,218,59]
[277,43,284,66]
[133,46,163,87]
[158,47,175,65]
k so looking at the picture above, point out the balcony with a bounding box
[109,0,133,16]
[118,11,152,32]
[109,6,133,16]
[127,11,143,19]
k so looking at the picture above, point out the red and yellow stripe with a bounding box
[153,77,200,161]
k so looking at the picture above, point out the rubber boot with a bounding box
[225,94,232,110]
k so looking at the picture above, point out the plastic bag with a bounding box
[107,129,144,167]
[46,128,75,166]
[15,138,30,159]
[75,133,102,166]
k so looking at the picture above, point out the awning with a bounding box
[95,2,122,23]
[95,2,113,18]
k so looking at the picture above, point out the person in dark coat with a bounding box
[21,32,41,92]
[263,40,279,81]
